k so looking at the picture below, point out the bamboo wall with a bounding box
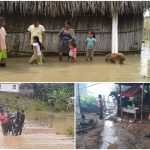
[5,14,144,54]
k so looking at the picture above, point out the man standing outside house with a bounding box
[97,94,104,119]
[28,18,45,61]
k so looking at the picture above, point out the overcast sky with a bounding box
[87,83,115,98]
[144,10,150,17]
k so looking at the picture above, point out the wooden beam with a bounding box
[141,83,144,123]
[76,83,82,119]
[112,11,118,53]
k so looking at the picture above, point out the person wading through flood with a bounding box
[28,18,45,62]
[0,109,9,135]
[58,20,76,61]
[0,17,9,67]
[16,109,21,135]
[29,36,44,65]
[17,110,25,135]
[97,94,104,119]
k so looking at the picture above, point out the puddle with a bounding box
[100,120,119,149]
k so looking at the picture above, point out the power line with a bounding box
[79,83,101,89]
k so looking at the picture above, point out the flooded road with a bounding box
[26,111,74,135]
[0,55,146,82]
[100,120,150,149]
[0,122,74,149]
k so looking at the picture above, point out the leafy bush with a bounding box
[80,95,97,105]
[49,87,74,111]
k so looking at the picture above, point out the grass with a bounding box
[0,92,49,112]
[65,126,74,137]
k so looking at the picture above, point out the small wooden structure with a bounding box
[117,83,150,123]
[121,107,140,122]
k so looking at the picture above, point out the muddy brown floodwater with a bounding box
[0,122,74,149]
[1,45,150,82]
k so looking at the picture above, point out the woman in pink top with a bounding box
[68,39,77,63]
[0,110,9,135]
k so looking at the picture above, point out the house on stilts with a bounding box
[0,1,150,55]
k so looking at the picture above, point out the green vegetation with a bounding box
[80,95,97,105]
[0,91,74,136]
[65,126,74,137]
[144,17,150,41]
[0,92,49,112]
[0,83,74,112]
[49,86,74,111]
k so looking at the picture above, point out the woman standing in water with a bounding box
[58,20,76,61]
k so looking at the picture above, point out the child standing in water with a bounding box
[84,31,96,61]
[68,39,77,62]
[29,36,43,65]
[0,17,8,67]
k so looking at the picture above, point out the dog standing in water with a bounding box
[105,53,125,64]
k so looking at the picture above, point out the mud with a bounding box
[76,113,104,149]
[100,120,150,149]
[76,112,150,149]
[76,122,104,149]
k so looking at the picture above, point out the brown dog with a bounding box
[105,53,125,64]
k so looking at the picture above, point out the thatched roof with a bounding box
[0,1,150,17]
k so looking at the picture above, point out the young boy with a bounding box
[0,17,8,67]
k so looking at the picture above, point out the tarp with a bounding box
[121,85,141,97]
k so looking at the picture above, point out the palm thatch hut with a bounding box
[0,1,150,55]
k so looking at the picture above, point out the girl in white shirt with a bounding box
[29,36,43,65]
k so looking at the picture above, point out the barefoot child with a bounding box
[0,17,8,67]
[84,31,96,61]
[29,36,43,64]
[69,39,77,62]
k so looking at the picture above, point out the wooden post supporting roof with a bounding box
[76,83,82,119]
[119,84,123,121]
[141,83,144,123]
[112,11,118,53]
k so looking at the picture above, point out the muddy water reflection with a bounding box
[100,120,146,149]
[26,112,74,134]
[0,124,74,149]
[0,53,149,82]
[100,120,119,149]
[0,112,74,149]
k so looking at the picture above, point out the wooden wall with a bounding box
[4,14,143,55]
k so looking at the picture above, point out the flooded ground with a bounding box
[76,113,150,149]
[100,120,150,149]
[0,55,145,82]
[0,121,74,149]
[26,111,74,135]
